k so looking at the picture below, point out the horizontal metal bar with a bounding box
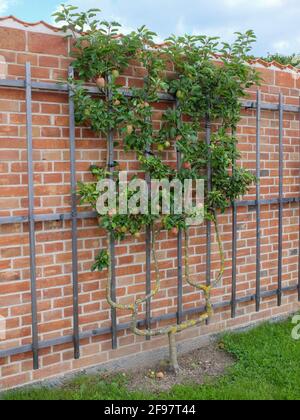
[0,79,174,102]
[0,211,97,226]
[0,215,28,225]
[31,81,69,92]
[117,87,174,102]
[243,100,299,113]
[0,283,297,359]
[238,197,300,207]
[0,78,300,112]
[0,79,25,89]
[1,197,299,226]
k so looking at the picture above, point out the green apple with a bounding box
[126,125,134,135]
[112,69,120,78]
[176,90,184,99]
[158,144,165,152]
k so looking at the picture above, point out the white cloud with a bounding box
[224,0,283,8]
[0,0,21,14]
[0,0,12,13]
[272,40,291,53]
[175,17,185,35]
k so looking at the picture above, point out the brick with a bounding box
[0,186,25,197]
[32,115,51,125]
[39,56,59,68]
[28,33,68,55]
[0,281,29,295]
[41,104,61,113]
[71,353,108,370]
[275,71,296,88]
[9,114,26,124]
[0,28,26,51]
[41,127,61,138]
[0,50,16,63]
[42,354,61,367]
[31,67,51,79]
[0,174,20,185]
[52,69,68,80]
[39,320,72,334]
[17,53,38,65]
[0,247,21,258]
[0,373,31,390]
[0,100,19,112]
[0,125,19,136]
[8,64,25,77]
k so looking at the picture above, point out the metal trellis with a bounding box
[0,64,299,368]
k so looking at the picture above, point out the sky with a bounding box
[1,0,300,56]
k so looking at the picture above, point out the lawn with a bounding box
[2,316,300,400]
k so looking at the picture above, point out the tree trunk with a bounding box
[168,331,180,374]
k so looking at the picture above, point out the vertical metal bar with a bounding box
[231,201,238,317]
[299,202,300,301]
[256,90,262,312]
[176,150,183,325]
[107,76,117,349]
[205,115,212,325]
[145,144,152,339]
[278,93,284,306]
[206,115,212,289]
[298,102,300,302]
[26,62,39,370]
[176,100,183,324]
[109,229,117,349]
[108,141,117,349]
[145,226,151,338]
[231,130,237,318]
[68,67,80,359]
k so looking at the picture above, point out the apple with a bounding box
[96,77,106,89]
[157,144,165,152]
[112,69,120,78]
[108,209,116,217]
[126,125,134,135]
[176,90,184,99]
[155,220,163,230]
[156,372,165,380]
[121,226,128,233]
[171,227,179,236]
[113,99,121,106]
[138,101,150,109]
[134,232,141,239]
[183,162,192,170]
[164,141,171,148]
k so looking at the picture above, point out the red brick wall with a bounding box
[0,21,299,390]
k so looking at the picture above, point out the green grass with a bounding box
[2,316,300,400]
